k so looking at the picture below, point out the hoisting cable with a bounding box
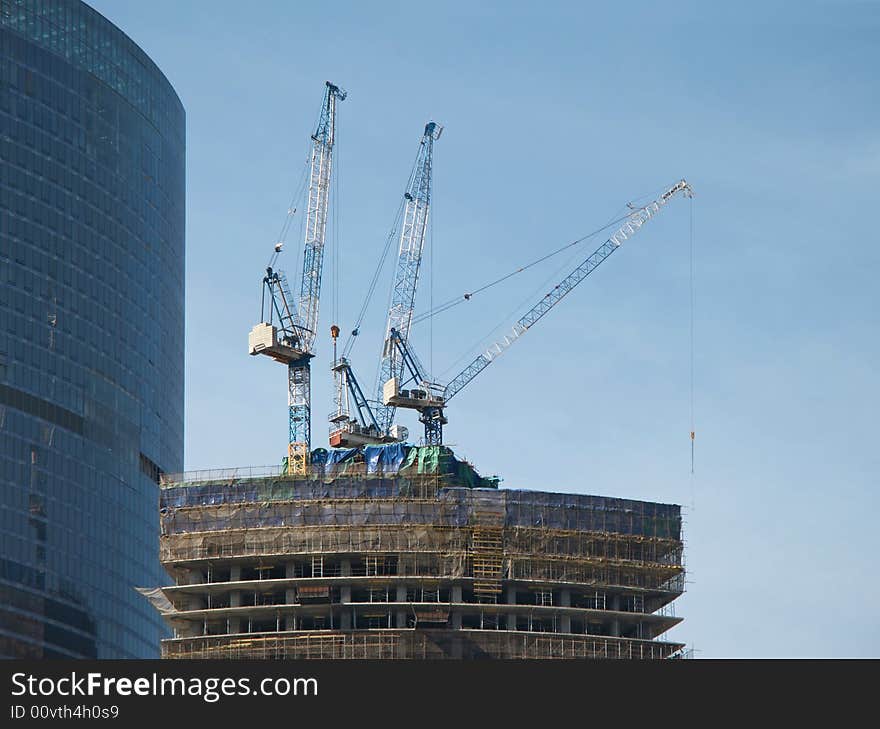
[341,196,406,358]
[689,194,696,489]
[268,93,331,274]
[433,188,675,382]
[267,154,310,270]
[338,141,344,330]
[437,239,591,382]
[412,208,643,326]
[429,174,435,379]
[331,127,341,327]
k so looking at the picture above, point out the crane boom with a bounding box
[375,122,443,434]
[298,81,346,351]
[443,180,693,403]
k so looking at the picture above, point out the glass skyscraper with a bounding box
[0,0,184,657]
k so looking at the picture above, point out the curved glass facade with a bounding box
[0,0,185,657]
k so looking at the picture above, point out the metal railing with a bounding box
[160,465,284,486]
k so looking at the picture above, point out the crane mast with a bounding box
[385,179,694,444]
[375,122,443,435]
[248,81,345,475]
[328,121,441,448]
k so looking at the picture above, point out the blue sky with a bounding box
[89,0,879,657]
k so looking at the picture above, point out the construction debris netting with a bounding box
[160,445,681,541]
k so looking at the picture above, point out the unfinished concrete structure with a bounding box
[149,445,685,659]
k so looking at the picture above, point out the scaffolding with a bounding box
[160,477,682,540]
[162,630,685,660]
[472,523,503,600]
[152,445,686,660]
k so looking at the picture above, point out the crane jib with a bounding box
[442,180,692,404]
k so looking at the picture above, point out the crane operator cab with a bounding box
[382,376,445,410]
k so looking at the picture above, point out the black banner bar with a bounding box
[0,659,874,722]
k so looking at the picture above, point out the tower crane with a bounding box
[249,81,346,474]
[382,179,694,444]
[375,122,442,432]
[327,121,442,447]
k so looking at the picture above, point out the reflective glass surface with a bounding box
[0,0,185,657]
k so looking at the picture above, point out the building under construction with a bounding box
[148,443,685,659]
[143,85,692,660]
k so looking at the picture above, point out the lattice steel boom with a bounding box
[383,179,693,444]
[298,82,346,352]
[443,180,694,403]
[375,122,443,434]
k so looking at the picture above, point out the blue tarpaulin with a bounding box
[364,443,408,474]
[325,448,358,466]
[321,447,359,477]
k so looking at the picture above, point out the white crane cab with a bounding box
[382,376,446,410]
[248,322,307,364]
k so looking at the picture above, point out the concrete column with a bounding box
[505,585,517,631]
[450,585,463,629]
[338,582,352,630]
[337,560,352,630]
[610,594,621,637]
[184,569,205,610]
[228,564,242,633]
[184,623,201,638]
[396,585,407,628]
[229,572,241,607]
[284,563,297,630]
[558,589,571,633]
[284,563,297,603]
